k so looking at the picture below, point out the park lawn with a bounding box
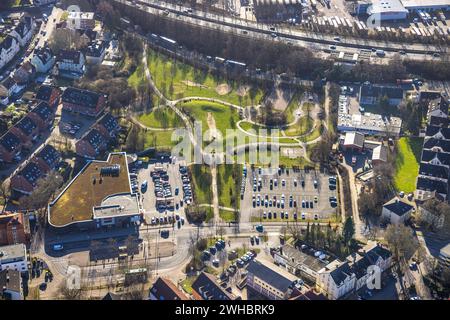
[285,94,300,124]
[217,164,241,209]
[219,209,236,222]
[147,50,264,105]
[178,100,240,135]
[127,63,147,89]
[144,130,181,150]
[394,137,423,193]
[138,107,183,128]
[284,116,314,136]
[278,155,313,168]
[190,165,213,205]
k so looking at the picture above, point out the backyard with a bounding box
[394,137,423,193]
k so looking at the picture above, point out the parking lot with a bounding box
[241,167,338,222]
[132,159,191,228]
[59,110,97,139]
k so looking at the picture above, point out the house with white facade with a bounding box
[0,76,20,99]
[381,197,414,224]
[316,242,392,300]
[0,243,28,273]
[0,36,20,70]
[272,245,329,283]
[9,16,35,47]
[56,50,85,76]
[85,40,108,64]
[31,46,55,73]
[67,11,95,30]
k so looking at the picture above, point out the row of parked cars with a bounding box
[150,213,185,227]
[201,239,227,265]
[150,168,175,212]
[253,193,317,209]
[129,173,140,194]
[262,210,320,221]
[179,166,193,205]
[240,166,247,200]
[60,121,81,136]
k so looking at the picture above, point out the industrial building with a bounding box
[401,0,450,12]
[367,0,409,21]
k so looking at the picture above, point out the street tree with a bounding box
[342,216,355,245]
[385,224,418,273]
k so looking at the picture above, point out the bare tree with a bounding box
[385,224,418,274]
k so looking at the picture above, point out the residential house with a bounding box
[381,198,414,224]
[246,259,299,300]
[416,124,450,202]
[359,82,404,107]
[13,61,36,85]
[427,95,449,127]
[0,76,20,99]
[0,212,30,246]
[417,204,446,231]
[0,36,20,70]
[416,177,449,202]
[67,12,95,30]
[95,113,120,139]
[32,144,60,173]
[10,116,39,146]
[75,128,108,159]
[35,85,61,108]
[425,126,450,141]
[10,161,44,195]
[0,269,23,300]
[192,272,237,300]
[61,87,106,118]
[85,40,108,64]
[342,132,365,152]
[272,245,328,283]
[149,277,189,300]
[0,243,28,273]
[28,101,54,131]
[371,145,388,165]
[316,242,391,300]
[31,46,55,73]
[0,131,22,163]
[78,29,98,43]
[56,50,85,75]
[9,16,34,47]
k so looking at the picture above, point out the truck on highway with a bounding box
[375,49,385,57]
[397,79,413,85]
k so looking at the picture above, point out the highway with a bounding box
[113,0,448,62]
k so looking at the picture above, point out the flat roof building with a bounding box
[367,0,409,21]
[401,0,450,12]
[337,112,402,136]
[48,152,141,229]
[0,243,28,273]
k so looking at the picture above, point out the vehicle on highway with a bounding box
[53,244,63,251]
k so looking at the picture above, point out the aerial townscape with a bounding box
[0,0,449,305]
